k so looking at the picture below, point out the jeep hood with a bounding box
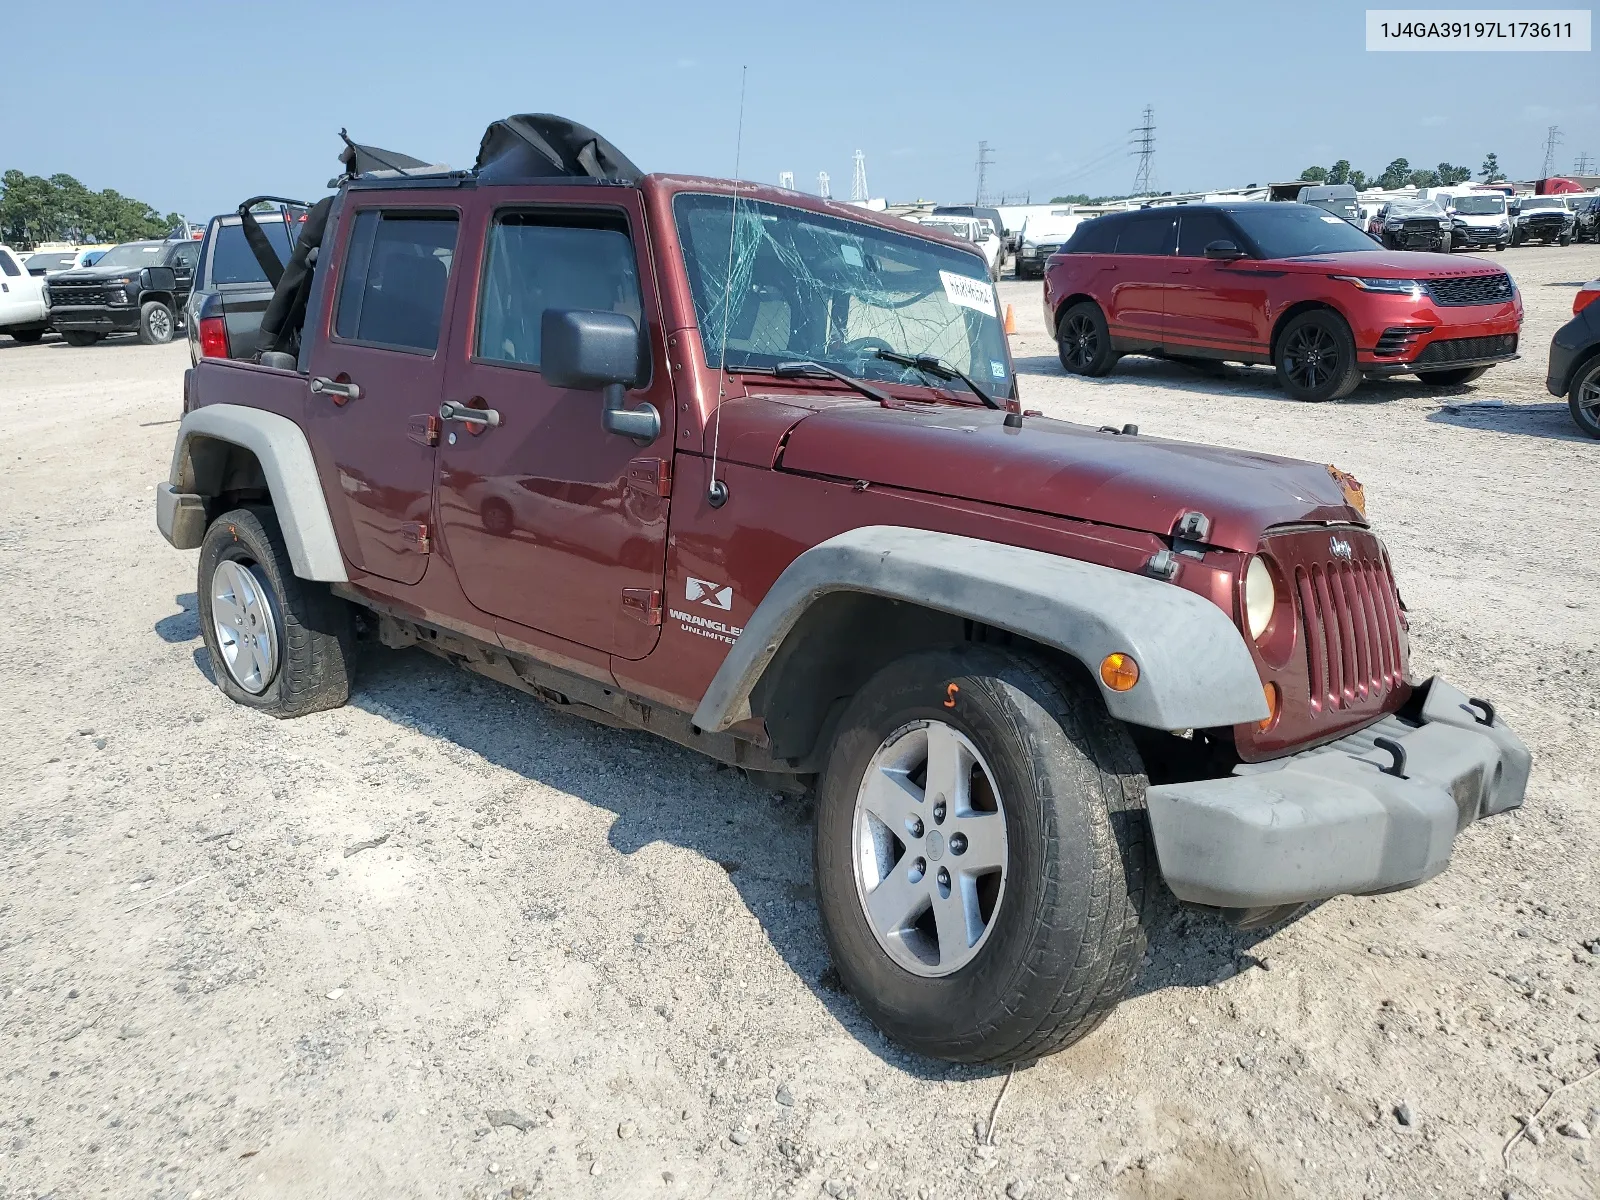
[775,403,1363,551]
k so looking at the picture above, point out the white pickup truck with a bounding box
[0,246,49,342]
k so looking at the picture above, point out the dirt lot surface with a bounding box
[2,245,1597,1200]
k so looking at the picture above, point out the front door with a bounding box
[1164,210,1270,356]
[434,192,675,660]
[305,202,463,585]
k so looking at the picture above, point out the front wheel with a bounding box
[1559,234,1572,246]
[1570,357,1600,439]
[1274,309,1361,402]
[137,300,175,345]
[1416,365,1490,386]
[198,507,356,717]
[814,646,1152,1064]
[1495,242,1507,252]
[1056,300,1119,377]
[61,330,104,347]
[8,326,45,343]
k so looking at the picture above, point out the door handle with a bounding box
[440,400,501,428]
[1172,267,1192,275]
[310,376,361,402]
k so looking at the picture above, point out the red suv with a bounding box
[1043,202,1523,402]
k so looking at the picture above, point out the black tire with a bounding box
[1495,243,1506,252]
[197,506,355,718]
[813,645,1152,1064]
[1559,234,1572,247]
[1274,309,1361,402]
[1570,356,1600,440]
[1416,365,1489,386]
[8,326,44,343]
[62,330,104,347]
[137,300,175,345]
[1056,300,1118,377]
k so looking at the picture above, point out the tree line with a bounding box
[1300,152,1506,191]
[0,170,182,250]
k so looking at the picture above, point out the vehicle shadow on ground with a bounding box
[1013,352,1491,407]
[260,640,1283,1078]
[1427,401,1591,441]
[155,593,199,643]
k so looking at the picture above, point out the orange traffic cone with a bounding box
[1003,304,1016,335]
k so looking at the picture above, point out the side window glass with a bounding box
[475,214,643,370]
[1113,214,1175,255]
[0,251,18,277]
[1176,212,1234,257]
[171,242,199,270]
[334,210,459,353]
[1068,218,1114,254]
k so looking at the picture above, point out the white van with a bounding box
[1441,192,1511,252]
[0,246,49,342]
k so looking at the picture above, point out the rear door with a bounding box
[434,189,675,660]
[1103,212,1176,345]
[166,240,199,308]
[306,201,463,586]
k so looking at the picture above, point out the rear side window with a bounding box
[1065,217,1116,253]
[210,221,293,285]
[334,210,459,353]
[0,251,18,277]
[1114,213,1176,255]
[1176,211,1235,257]
[474,212,642,370]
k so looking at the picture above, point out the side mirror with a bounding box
[539,309,658,444]
[1203,239,1245,260]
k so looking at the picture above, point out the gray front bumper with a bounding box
[156,482,206,550]
[1146,678,1530,909]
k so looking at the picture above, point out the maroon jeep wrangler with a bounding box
[156,116,1529,1065]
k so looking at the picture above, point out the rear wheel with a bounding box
[1570,357,1600,440]
[62,330,104,347]
[814,646,1152,1064]
[1056,301,1118,377]
[137,300,175,345]
[1274,309,1361,402]
[1416,365,1490,386]
[198,507,356,718]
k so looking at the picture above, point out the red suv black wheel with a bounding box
[1056,301,1119,377]
[1274,310,1362,402]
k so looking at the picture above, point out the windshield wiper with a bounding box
[767,360,899,407]
[873,348,1002,410]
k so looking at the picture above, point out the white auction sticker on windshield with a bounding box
[1321,215,1346,223]
[940,270,997,315]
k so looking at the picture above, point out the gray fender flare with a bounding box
[691,525,1268,734]
[165,403,347,582]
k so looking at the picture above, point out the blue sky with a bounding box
[3,0,1594,220]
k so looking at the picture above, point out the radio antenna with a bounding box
[706,65,747,509]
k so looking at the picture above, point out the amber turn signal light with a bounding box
[1099,653,1140,692]
[1258,682,1281,731]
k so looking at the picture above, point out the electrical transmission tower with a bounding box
[1541,126,1562,177]
[975,141,994,206]
[1574,151,1596,175]
[778,171,795,190]
[817,171,831,198]
[1131,105,1155,194]
[851,151,868,202]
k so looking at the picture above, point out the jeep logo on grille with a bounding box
[1329,536,1354,561]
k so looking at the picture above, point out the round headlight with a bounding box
[1244,556,1276,641]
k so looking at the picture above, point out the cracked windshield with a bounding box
[673,193,1011,399]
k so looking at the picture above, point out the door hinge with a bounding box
[400,522,430,554]
[407,414,440,447]
[626,456,673,498]
[621,588,663,626]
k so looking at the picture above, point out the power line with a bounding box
[1131,105,1155,194]
[851,151,868,202]
[1541,125,1562,178]
[975,141,994,206]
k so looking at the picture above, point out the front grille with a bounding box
[46,285,106,306]
[1291,543,1407,716]
[1402,219,1442,232]
[1426,273,1513,306]
[1414,333,1517,365]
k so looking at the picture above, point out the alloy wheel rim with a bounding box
[1286,326,1333,389]
[211,559,280,694]
[1580,367,1600,417]
[851,720,1009,978]
[1064,315,1097,368]
[150,307,172,339]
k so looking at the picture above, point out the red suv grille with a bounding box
[1290,541,1405,714]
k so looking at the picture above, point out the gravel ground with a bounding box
[1,244,1596,1200]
